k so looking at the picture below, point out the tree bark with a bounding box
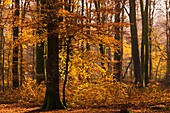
[129,0,142,87]
[0,0,4,91]
[36,0,45,84]
[12,0,20,88]
[94,0,105,70]
[20,0,28,86]
[166,0,170,78]
[63,36,71,107]
[36,43,45,84]
[148,0,155,80]
[140,0,149,87]
[114,0,122,81]
[42,0,65,110]
[62,0,74,107]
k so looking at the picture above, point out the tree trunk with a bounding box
[20,45,23,86]
[42,35,65,110]
[148,0,155,80]
[85,0,91,51]
[36,43,45,84]
[0,29,4,91]
[94,0,105,69]
[120,5,124,79]
[63,36,72,107]
[62,0,73,107]
[20,0,28,86]
[7,52,10,87]
[32,44,36,80]
[156,58,162,80]
[114,0,122,81]
[140,0,149,87]
[166,0,170,78]
[36,0,45,84]
[129,0,142,87]
[0,0,4,91]
[42,0,65,110]
[12,0,20,88]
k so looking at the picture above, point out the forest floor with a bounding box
[0,103,170,113]
[1,79,170,113]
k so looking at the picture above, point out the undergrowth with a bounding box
[1,78,170,108]
[0,79,45,106]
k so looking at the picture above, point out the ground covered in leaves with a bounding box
[0,103,170,113]
[1,79,170,112]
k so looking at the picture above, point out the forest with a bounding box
[0,0,170,112]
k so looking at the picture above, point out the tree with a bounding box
[20,0,29,86]
[140,0,149,86]
[114,0,122,81]
[129,0,142,86]
[36,0,45,84]
[12,0,20,88]
[36,43,45,84]
[148,0,156,79]
[42,0,65,110]
[62,0,74,107]
[94,0,105,70]
[0,0,4,91]
[63,36,71,107]
[166,0,170,78]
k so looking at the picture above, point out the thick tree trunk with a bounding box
[129,0,142,86]
[42,35,65,110]
[36,0,45,84]
[42,0,65,110]
[36,43,45,84]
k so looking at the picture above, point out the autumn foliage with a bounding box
[0,78,170,110]
[0,0,170,112]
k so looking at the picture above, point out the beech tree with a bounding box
[62,0,74,107]
[41,0,65,110]
[12,0,20,88]
[148,0,156,79]
[140,0,149,86]
[36,0,45,84]
[114,0,121,81]
[129,0,142,86]
[166,0,170,78]
[94,0,105,69]
[20,0,29,85]
[0,0,4,91]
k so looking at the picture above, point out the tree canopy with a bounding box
[0,0,170,112]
